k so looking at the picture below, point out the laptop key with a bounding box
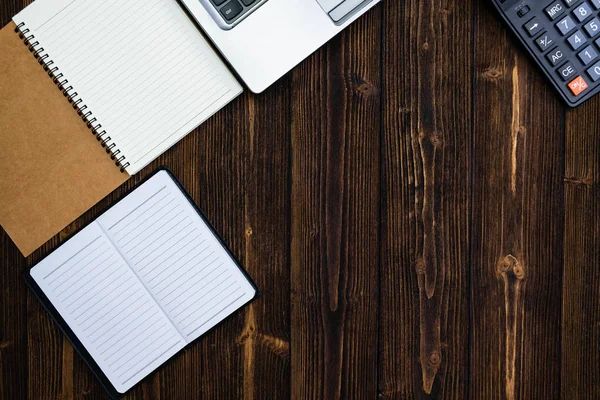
[220,0,243,21]
[241,0,256,6]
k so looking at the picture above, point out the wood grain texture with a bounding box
[470,2,564,399]
[378,0,471,397]
[290,9,382,400]
[1,0,599,399]
[562,95,600,399]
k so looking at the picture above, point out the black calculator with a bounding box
[494,0,600,107]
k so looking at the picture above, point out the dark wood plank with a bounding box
[562,97,600,398]
[0,231,28,400]
[378,0,471,397]
[470,2,565,399]
[290,9,382,400]
[237,85,292,400]
[0,6,29,400]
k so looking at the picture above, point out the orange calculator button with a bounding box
[568,76,589,96]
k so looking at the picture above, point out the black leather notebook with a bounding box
[26,168,258,397]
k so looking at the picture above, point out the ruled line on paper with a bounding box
[108,186,167,230]
[128,217,190,259]
[158,260,222,302]
[116,200,178,244]
[122,211,186,253]
[185,293,246,337]
[49,242,106,290]
[140,237,205,276]
[120,341,180,384]
[174,279,236,322]
[43,236,102,280]
[148,247,213,288]
[163,268,226,310]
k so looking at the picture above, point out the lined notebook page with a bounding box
[96,170,256,341]
[14,0,243,174]
[30,222,185,394]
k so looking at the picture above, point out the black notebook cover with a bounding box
[24,167,259,398]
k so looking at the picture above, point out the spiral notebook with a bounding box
[0,0,243,256]
[27,169,258,396]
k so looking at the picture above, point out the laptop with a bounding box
[181,0,382,92]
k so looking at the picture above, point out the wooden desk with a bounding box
[1,1,598,398]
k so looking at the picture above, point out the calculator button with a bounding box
[536,33,555,51]
[573,2,593,22]
[587,60,600,80]
[558,61,579,80]
[568,30,587,49]
[547,47,566,65]
[564,0,578,6]
[568,76,589,95]
[525,18,545,36]
[578,45,599,64]
[545,1,566,20]
[584,18,600,37]
[518,5,531,17]
[557,15,577,35]
[592,0,600,9]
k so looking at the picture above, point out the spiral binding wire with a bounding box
[14,22,130,173]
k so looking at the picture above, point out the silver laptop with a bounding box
[180,0,381,93]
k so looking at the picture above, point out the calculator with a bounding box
[493,0,600,107]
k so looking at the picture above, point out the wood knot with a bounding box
[416,258,426,275]
[354,77,378,96]
[422,42,430,51]
[483,67,504,81]
[236,325,256,344]
[0,341,10,350]
[496,255,525,280]
[245,226,253,237]
[428,351,441,366]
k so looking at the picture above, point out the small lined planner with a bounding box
[27,169,257,395]
[12,0,243,174]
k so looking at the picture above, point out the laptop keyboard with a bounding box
[206,0,372,28]
[209,0,265,26]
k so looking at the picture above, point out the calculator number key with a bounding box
[564,0,578,7]
[584,18,600,37]
[536,33,555,51]
[568,76,589,96]
[547,47,566,65]
[587,60,600,81]
[557,15,576,35]
[568,30,587,50]
[573,2,593,22]
[578,45,599,64]
[592,0,600,10]
[545,1,565,20]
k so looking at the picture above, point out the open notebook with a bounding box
[0,0,243,255]
[27,169,257,396]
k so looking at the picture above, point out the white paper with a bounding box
[30,171,256,393]
[14,0,243,174]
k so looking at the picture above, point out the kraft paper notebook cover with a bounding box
[0,0,243,256]
[26,168,258,397]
